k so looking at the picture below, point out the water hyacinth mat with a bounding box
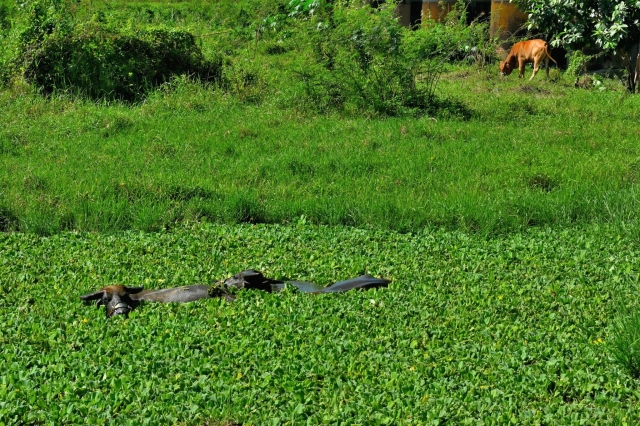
[2,222,640,424]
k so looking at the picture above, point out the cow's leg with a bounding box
[530,58,541,81]
[636,53,640,93]
[545,57,550,77]
[518,60,526,78]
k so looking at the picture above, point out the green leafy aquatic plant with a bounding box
[2,222,640,423]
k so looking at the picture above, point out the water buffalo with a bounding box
[80,270,391,318]
[79,284,221,318]
[221,269,391,293]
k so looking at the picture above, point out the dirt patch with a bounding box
[517,85,551,95]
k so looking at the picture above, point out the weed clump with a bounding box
[23,25,221,101]
[608,306,640,378]
[296,1,492,117]
[528,174,556,192]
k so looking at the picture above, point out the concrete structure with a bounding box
[395,0,528,40]
[489,1,528,40]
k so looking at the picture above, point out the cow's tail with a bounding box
[544,42,557,65]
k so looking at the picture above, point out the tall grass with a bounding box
[608,309,640,379]
[607,291,640,379]
[1,68,639,234]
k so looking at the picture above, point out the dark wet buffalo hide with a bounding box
[80,270,391,318]
[79,284,221,318]
[212,269,390,294]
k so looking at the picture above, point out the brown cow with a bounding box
[500,39,557,81]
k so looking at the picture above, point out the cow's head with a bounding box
[499,60,513,76]
[79,285,144,318]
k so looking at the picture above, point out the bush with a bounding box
[295,1,492,117]
[22,24,222,101]
[565,50,603,77]
[0,0,223,95]
[0,0,18,85]
[405,1,494,66]
[297,2,438,116]
[0,0,13,32]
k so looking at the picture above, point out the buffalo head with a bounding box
[79,285,144,318]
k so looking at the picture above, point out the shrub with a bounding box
[0,0,13,32]
[22,23,222,101]
[297,2,437,116]
[565,50,606,78]
[405,1,494,66]
[0,0,19,85]
[295,1,492,117]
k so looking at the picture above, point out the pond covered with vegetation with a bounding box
[1,0,640,423]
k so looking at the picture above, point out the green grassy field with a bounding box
[2,0,640,424]
[2,222,640,424]
[2,72,640,234]
[0,0,639,235]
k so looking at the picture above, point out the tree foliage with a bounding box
[513,0,640,91]
[512,0,640,50]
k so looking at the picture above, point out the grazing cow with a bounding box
[80,270,391,318]
[500,39,557,81]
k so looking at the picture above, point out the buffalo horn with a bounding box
[79,290,105,301]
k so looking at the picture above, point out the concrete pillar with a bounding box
[422,0,455,23]
[395,2,412,27]
[490,1,528,40]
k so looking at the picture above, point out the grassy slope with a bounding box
[1,68,640,234]
[2,222,640,424]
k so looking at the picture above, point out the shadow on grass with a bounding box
[426,96,474,121]
[0,206,18,232]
